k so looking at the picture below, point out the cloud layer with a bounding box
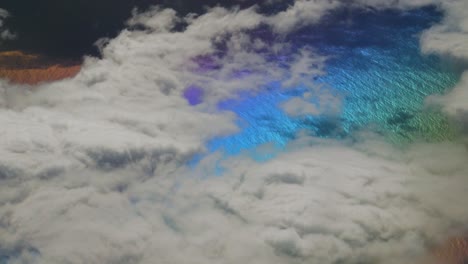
[421,1,468,127]
[0,1,468,263]
[0,9,15,42]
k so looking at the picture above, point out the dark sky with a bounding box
[0,0,290,60]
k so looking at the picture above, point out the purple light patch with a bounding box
[184,85,204,105]
[192,55,221,73]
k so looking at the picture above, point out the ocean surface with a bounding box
[195,6,462,162]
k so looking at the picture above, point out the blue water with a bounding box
[304,7,460,141]
[201,6,460,160]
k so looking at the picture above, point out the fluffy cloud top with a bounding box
[421,0,468,124]
[421,0,468,60]
[3,138,468,264]
[0,9,15,42]
[0,9,8,27]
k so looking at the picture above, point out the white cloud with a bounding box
[421,0,468,60]
[3,137,468,263]
[268,0,339,33]
[206,140,468,263]
[419,0,468,121]
[0,9,9,27]
[426,72,468,117]
[281,87,341,117]
[127,7,179,33]
[0,9,16,42]
[281,97,321,116]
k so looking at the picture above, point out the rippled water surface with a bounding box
[195,7,462,160]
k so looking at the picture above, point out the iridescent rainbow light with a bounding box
[184,6,462,161]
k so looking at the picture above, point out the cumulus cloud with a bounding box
[420,0,468,124]
[1,1,468,264]
[0,1,332,184]
[0,9,16,42]
[267,0,339,33]
[204,140,468,263]
[0,9,8,27]
[3,137,468,263]
[421,0,468,60]
[281,97,321,116]
[281,86,341,117]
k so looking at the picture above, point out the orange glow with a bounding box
[0,51,81,85]
[432,237,468,264]
[0,65,81,85]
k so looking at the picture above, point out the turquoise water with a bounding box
[200,6,461,160]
